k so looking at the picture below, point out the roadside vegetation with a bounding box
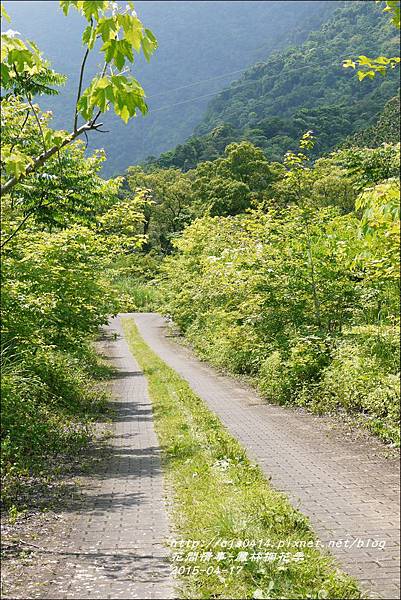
[122,317,361,600]
[159,139,400,446]
[120,129,400,446]
[107,252,162,312]
[0,1,157,509]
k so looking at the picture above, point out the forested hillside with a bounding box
[4,0,337,175]
[342,92,400,147]
[150,0,400,170]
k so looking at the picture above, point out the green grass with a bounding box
[106,252,163,312]
[111,274,161,312]
[122,318,361,600]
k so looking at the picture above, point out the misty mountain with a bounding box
[149,0,400,170]
[5,0,338,175]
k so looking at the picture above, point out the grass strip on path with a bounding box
[122,317,361,600]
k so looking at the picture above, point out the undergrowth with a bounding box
[108,253,162,312]
[1,342,113,511]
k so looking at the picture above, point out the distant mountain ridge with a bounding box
[148,1,400,171]
[4,0,338,176]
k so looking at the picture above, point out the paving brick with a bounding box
[133,312,400,600]
[35,316,176,599]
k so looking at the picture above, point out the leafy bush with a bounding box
[0,226,117,503]
[161,150,400,444]
[186,310,263,374]
[309,326,400,443]
[258,351,290,402]
[0,1,159,510]
[1,345,110,506]
[0,109,146,505]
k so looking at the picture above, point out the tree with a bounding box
[343,1,400,79]
[0,1,157,194]
[0,97,124,249]
[0,1,158,492]
[189,141,284,216]
[126,167,194,252]
[354,178,400,282]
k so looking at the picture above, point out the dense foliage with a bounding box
[1,0,157,195]
[148,1,400,170]
[0,105,148,502]
[125,142,285,253]
[160,140,400,444]
[342,92,400,148]
[0,1,153,505]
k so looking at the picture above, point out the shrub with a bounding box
[1,346,110,506]
[161,169,400,444]
[258,351,290,403]
[309,327,400,443]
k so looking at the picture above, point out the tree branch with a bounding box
[92,109,102,125]
[10,109,30,152]
[1,120,104,195]
[28,98,47,153]
[1,206,37,249]
[74,47,90,132]
[74,22,92,132]
[1,186,79,249]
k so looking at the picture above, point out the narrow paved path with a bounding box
[38,316,175,600]
[133,312,400,600]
